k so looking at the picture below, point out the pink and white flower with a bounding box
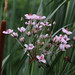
[40,22,51,26]
[25,21,31,25]
[31,22,35,25]
[63,35,70,41]
[53,21,56,25]
[41,34,48,39]
[53,35,60,43]
[59,44,65,51]
[25,21,35,25]
[24,44,34,50]
[59,36,67,44]
[25,14,37,20]
[47,24,52,26]
[2,29,13,34]
[37,15,46,20]
[11,32,18,37]
[65,44,71,49]
[59,44,71,51]
[17,27,26,33]
[62,28,72,35]
[35,24,39,29]
[45,22,52,26]
[39,25,42,30]
[36,54,46,63]
[26,31,31,36]
[40,22,45,26]
[53,34,70,44]
[19,37,25,42]
[25,14,46,20]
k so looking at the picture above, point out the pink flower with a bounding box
[62,28,72,35]
[24,44,34,50]
[53,34,69,44]
[39,25,42,30]
[73,37,75,40]
[17,27,26,33]
[25,21,31,25]
[26,31,31,36]
[31,22,35,25]
[47,24,52,26]
[25,14,37,20]
[59,44,65,51]
[24,14,46,20]
[53,35,60,42]
[11,32,18,37]
[35,24,39,29]
[63,35,70,41]
[41,34,48,39]
[37,40,40,44]
[53,21,56,25]
[59,37,67,44]
[40,22,51,26]
[36,54,46,63]
[45,22,51,26]
[59,44,71,51]
[40,22,45,26]
[2,29,13,34]
[65,44,71,49]
[25,21,35,25]
[19,37,25,42]
[21,17,23,21]
[45,22,48,26]
[37,15,46,20]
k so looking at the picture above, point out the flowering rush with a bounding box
[17,27,26,33]
[2,29,13,34]
[3,14,73,64]
[36,54,46,63]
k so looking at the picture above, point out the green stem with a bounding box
[30,20,32,32]
[31,61,35,75]
[15,38,24,48]
[3,11,6,20]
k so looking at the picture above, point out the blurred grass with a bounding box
[0,0,75,75]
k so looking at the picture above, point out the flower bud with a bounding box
[21,17,23,21]
[73,37,75,40]
[19,37,25,42]
[53,21,56,25]
[32,29,37,34]
[41,42,44,45]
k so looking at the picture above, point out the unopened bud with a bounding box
[73,37,75,40]
[19,37,25,42]
[41,42,44,45]
[21,17,23,21]
[47,28,50,32]
[53,21,56,25]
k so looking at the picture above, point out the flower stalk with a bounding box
[4,0,8,20]
[31,61,35,75]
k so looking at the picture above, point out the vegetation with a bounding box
[0,0,75,75]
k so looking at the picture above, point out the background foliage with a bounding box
[0,0,75,75]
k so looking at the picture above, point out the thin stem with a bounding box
[31,61,35,75]
[15,38,24,48]
[3,0,8,20]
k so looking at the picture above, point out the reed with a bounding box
[0,20,6,75]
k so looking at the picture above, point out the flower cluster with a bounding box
[25,14,46,20]
[53,28,72,51]
[3,14,72,64]
[24,44,34,50]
